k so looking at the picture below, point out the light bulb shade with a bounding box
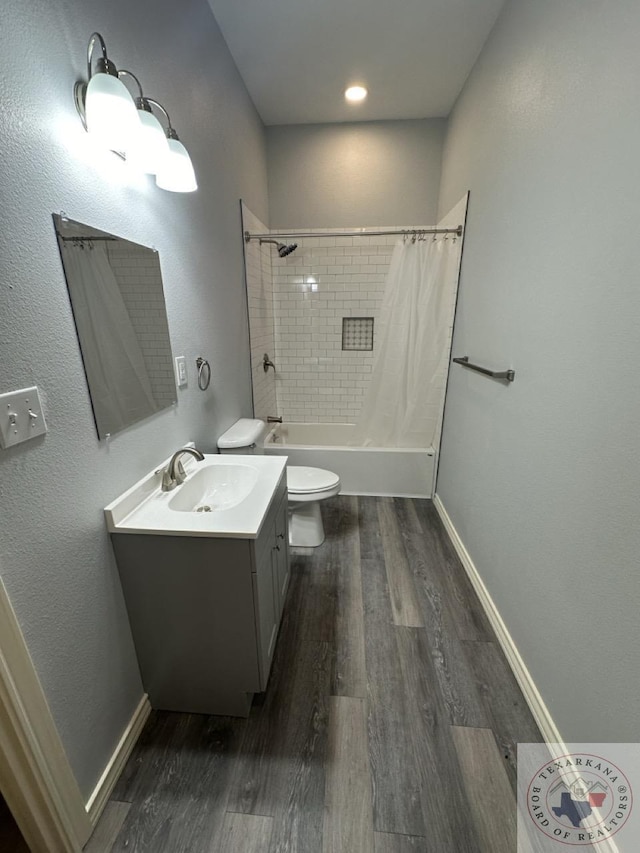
[126,108,170,174]
[155,138,197,193]
[85,72,140,152]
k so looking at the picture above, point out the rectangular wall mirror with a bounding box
[53,214,176,440]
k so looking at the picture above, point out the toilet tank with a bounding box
[217,418,266,454]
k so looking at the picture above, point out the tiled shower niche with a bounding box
[342,317,374,351]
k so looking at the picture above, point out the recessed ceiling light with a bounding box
[345,85,368,103]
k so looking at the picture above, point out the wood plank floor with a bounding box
[90,496,543,853]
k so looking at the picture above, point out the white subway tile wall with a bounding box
[107,241,176,409]
[242,204,277,419]
[242,218,459,433]
[272,228,431,424]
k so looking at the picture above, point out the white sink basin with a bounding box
[169,463,259,512]
[104,451,288,539]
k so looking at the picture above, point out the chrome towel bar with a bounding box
[452,356,515,383]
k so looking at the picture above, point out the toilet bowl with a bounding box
[286,466,341,547]
[217,419,340,548]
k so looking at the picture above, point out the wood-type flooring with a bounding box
[87,497,542,853]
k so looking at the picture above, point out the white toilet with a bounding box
[284,466,341,547]
[217,419,340,547]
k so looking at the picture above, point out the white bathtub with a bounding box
[264,423,435,498]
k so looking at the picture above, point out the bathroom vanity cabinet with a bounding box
[110,473,289,717]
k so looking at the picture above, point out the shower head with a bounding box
[259,238,298,258]
[278,242,298,257]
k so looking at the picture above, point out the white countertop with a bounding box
[104,452,287,539]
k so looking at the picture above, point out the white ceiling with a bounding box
[208,0,505,125]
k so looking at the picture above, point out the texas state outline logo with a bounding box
[526,752,633,846]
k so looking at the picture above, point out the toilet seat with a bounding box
[287,466,340,495]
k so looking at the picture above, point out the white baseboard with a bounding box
[433,494,561,744]
[85,694,151,826]
[340,490,432,499]
[433,494,622,853]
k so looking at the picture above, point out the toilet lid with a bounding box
[287,466,340,495]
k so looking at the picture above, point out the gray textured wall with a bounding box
[266,120,445,228]
[0,0,267,797]
[437,0,640,741]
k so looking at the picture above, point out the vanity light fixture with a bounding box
[117,71,169,175]
[146,100,198,193]
[74,33,197,192]
[345,85,368,103]
[74,33,140,153]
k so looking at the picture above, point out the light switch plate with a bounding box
[0,386,48,449]
[175,356,188,388]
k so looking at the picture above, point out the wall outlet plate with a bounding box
[175,356,188,388]
[0,386,47,449]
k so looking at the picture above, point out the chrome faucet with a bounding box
[161,447,205,492]
[267,415,282,423]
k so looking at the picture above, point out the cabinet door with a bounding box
[253,542,278,690]
[273,492,290,616]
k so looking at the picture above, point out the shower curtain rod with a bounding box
[57,235,117,242]
[244,225,463,242]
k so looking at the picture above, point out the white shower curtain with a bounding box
[63,242,157,435]
[352,236,460,448]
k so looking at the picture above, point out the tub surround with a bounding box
[272,228,420,424]
[242,199,466,444]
